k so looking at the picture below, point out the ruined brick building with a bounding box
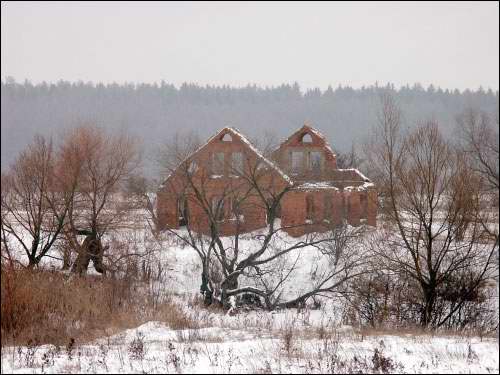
[157,124,377,237]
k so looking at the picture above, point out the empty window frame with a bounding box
[231,152,244,174]
[212,152,225,175]
[360,193,367,216]
[343,195,349,219]
[221,133,233,142]
[306,195,315,221]
[211,196,225,222]
[290,151,303,173]
[323,194,332,220]
[309,151,322,172]
[230,197,244,221]
[178,197,189,226]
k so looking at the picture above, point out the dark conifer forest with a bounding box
[2,78,498,175]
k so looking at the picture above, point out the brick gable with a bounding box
[157,124,377,237]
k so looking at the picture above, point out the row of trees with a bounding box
[2,78,498,176]
[365,96,498,327]
[1,95,498,329]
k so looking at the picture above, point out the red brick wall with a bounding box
[156,129,288,236]
[157,127,378,238]
[273,126,338,180]
[156,191,179,230]
[280,190,307,237]
[366,188,377,226]
[346,192,361,226]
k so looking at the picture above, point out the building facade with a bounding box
[157,124,377,237]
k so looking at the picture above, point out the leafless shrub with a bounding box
[18,338,39,368]
[1,136,75,267]
[371,348,397,373]
[364,94,498,328]
[66,338,75,360]
[41,345,59,371]
[280,317,297,355]
[165,342,181,372]
[128,331,146,361]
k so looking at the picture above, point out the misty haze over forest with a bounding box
[1,79,498,177]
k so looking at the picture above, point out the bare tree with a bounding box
[1,173,19,269]
[123,174,160,236]
[457,108,499,191]
[365,94,498,327]
[58,125,139,275]
[253,223,369,310]
[159,132,370,310]
[456,109,499,246]
[155,130,202,175]
[336,143,365,170]
[0,136,75,267]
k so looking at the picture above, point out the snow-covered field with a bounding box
[2,315,498,373]
[2,214,499,374]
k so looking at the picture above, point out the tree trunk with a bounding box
[27,257,37,269]
[61,245,71,270]
[221,274,239,309]
[200,259,214,305]
[71,235,106,276]
[71,249,91,276]
[421,285,436,327]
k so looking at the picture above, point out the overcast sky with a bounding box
[1,1,499,91]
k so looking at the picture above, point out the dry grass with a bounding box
[152,301,199,330]
[357,325,498,340]
[0,265,197,347]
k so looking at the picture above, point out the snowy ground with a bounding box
[2,214,499,374]
[2,317,498,373]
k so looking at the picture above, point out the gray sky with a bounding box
[1,1,499,91]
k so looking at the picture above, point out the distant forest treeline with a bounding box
[1,78,498,176]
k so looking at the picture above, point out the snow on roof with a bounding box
[337,168,371,182]
[228,127,293,185]
[158,127,374,192]
[295,179,374,192]
[158,130,223,190]
[158,127,293,190]
[344,181,375,192]
[295,182,339,191]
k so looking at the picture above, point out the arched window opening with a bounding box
[323,194,332,221]
[360,193,367,216]
[221,133,233,142]
[178,197,189,226]
[301,133,313,143]
[306,195,315,222]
